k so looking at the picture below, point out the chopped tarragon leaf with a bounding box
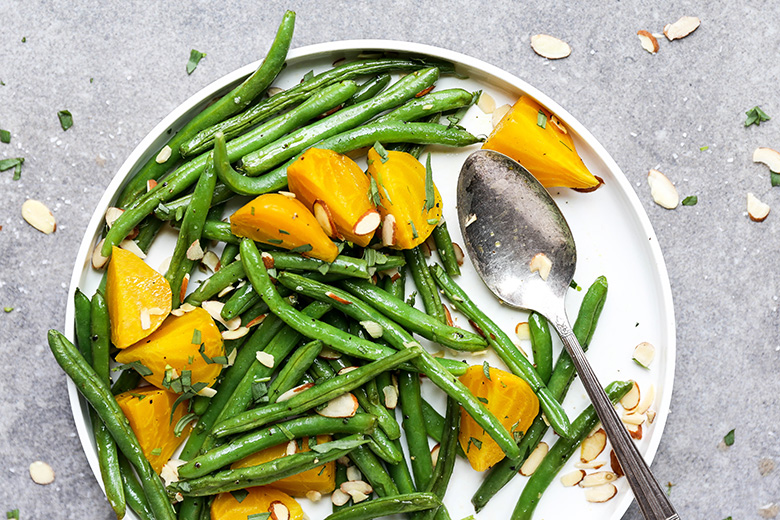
[373,141,389,163]
[427,218,439,225]
[115,360,153,377]
[211,356,228,365]
[408,220,419,239]
[317,263,331,275]
[230,489,249,503]
[150,448,162,456]
[537,109,547,129]
[311,436,366,453]
[368,177,382,206]
[665,482,674,496]
[199,343,214,364]
[0,129,10,143]
[467,437,482,452]
[682,195,698,206]
[289,244,313,254]
[174,413,198,437]
[0,158,24,181]
[57,110,73,131]
[7,509,20,519]
[266,238,284,245]
[252,382,269,403]
[772,172,780,187]
[745,106,770,127]
[247,514,271,520]
[187,355,194,365]
[459,516,475,520]
[477,396,489,404]
[279,424,295,440]
[559,140,573,152]
[424,153,435,212]
[278,229,290,235]
[406,291,417,306]
[3,307,12,313]
[723,428,735,446]
[302,70,314,82]
[482,361,491,380]
[569,279,581,291]
[186,49,206,75]
[699,145,709,151]
[191,329,202,345]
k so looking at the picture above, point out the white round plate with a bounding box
[65,40,675,520]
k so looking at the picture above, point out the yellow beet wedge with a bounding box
[230,193,339,263]
[106,246,172,349]
[210,487,303,520]
[482,96,601,189]
[458,364,539,471]
[115,307,223,391]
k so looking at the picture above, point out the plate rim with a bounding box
[64,38,676,519]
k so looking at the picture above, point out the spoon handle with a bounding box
[555,319,679,520]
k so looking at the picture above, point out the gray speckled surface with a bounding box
[2,1,779,518]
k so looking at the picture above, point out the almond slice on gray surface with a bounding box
[748,193,771,222]
[647,169,679,209]
[663,16,701,41]
[531,34,572,59]
[753,147,780,172]
[637,30,659,53]
[22,199,56,234]
[585,483,618,503]
[29,461,55,485]
[581,428,607,462]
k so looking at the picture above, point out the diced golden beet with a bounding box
[106,246,172,349]
[230,193,339,262]
[115,307,223,391]
[482,96,600,189]
[231,435,335,497]
[210,487,303,520]
[366,148,442,250]
[115,387,191,474]
[287,148,380,247]
[458,365,539,471]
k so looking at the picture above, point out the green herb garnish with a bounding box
[477,396,489,404]
[252,382,269,403]
[311,436,366,453]
[114,360,153,377]
[57,110,73,131]
[279,424,295,440]
[302,70,314,82]
[682,195,698,206]
[0,157,24,180]
[537,109,547,129]
[199,343,214,364]
[745,106,770,127]
[266,238,284,245]
[482,361,491,380]
[723,428,735,446]
[369,177,382,206]
[7,509,20,519]
[186,49,206,75]
[278,229,290,235]
[174,413,198,437]
[373,142,389,163]
[150,448,162,456]
[0,129,10,143]
[230,489,249,503]
[191,329,202,345]
[409,220,418,239]
[289,244,313,254]
[247,514,271,520]
[424,153,435,212]
[3,307,12,313]
[467,437,482,452]
[699,145,709,151]
[406,291,417,306]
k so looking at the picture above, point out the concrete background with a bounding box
[2,0,779,518]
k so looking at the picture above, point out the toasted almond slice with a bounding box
[492,104,512,127]
[637,30,659,53]
[452,242,465,266]
[180,274,190,303]
[222,326,250,340]
[581,428,607,463]
[646,409,657,424]
[326,291,352,305]
[156,145,172,164]
[620,381,640,411]
[633,341,655,368]
[22,199,56,234]
[157,255,172,275]
[245,314,266,329]
[430,443,441,468]
[277,382,314,402]
[622,411,646,425]
[382,214,397,247]
[29,461,55,485]
[418,238,432,258]
[346,466,362,482]
[197,386,217,398]
[92,239,109,269]
[186,240,205,261]
[201,251,220,272]
[278,190,296,199]
[146,179,157,192]
[580,471,619,487]
[560,469,586,487]
[319,347,342,360]
[313,199,337,237]
[317,393,358,418]
[359,320,383,339]
[348,491,369,504]
[758,503,780,519]
[382,385,398,409]
[442,304,454,326]
[663,16,701,41]
[531,34,572,59]
[160,458,185,486]
[647,169,679,209]
[337,366,359,376]
[201,300,242,330]
[529,252,552,280]
[549,115,568,134]
[575,460,607,470]
[753,147,780,172]
[306,490,322,502]
[477,92,496,114]
[105,207,124,228]
[341,480,373,496]
[255,351,275,368]
[610,450,624,477]
[353,209,381,236]
[119,239,146,259]
[515,322,530,341]
[585,483,618,503]
[139,308,152,330]
[331,489,351,507]
[627,422,643,439]
[285,440,298,456]
[520,442,549,476]
[748,193,771,222]
[268,86,284,97]
[269,500,289,520]
[636,384,656,415]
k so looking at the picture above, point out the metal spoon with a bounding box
[457,149,679,520]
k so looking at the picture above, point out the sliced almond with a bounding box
[515,322,530,341]
[637,30,659,53]
[22,200,56,234]
[622,411,646,426]
[260,251,275,269]
[277,382,314,402]
[353,209,381,236]
[529,252,552,280]
[186,240,205,261]
[575,460,607,470]
[319,347,342,360]
[105,207,124,228]
[560,469,586,487]
[492,104,512,127]
[222,326,250,340]
[748,192,771,222]
[29,461,55,485]
[620,381,640,411]
[636,384,656,415]
[197,386,217,398]
[267,87,284,97]
[305,490,322,502]
[317,393,358,418]
[585,483,618,503]
[180,273,190,303]
[156,145,172,164]
[119,239,146,259]
[245,314,267,329]
[753,147,780,173]
[139,308,152,330]
[313,200,337,237]
[255,351,275,368]
[285,440,298,456]
[346,465,362,482]
[646,409,657,424]
[331,489,351,507]
[531,34,572,59]
[382,214,397,247]
[201,251,220,272]
[647,169,679,209]
[359,320,383,339]
[201,300,241,330]
[92,239,109,269]
[627,422,643,439]
[581,428,607,463]
[452,242,465,266]
[633,341,655,368]
[160,459,185,486]
[419,238,432,257]
[278,190,296,199]
[443,304,454,326]
[477,92,496,114]
[382,385,398,409]
[268,500,290,520]
[610,450,624,477]
[326,291,352,305]
[157,255,172,275]
[341,480,373,497]
[337,366,359,376]
[519,441,549,476]
[663,16,701,41]
[549,115,568,134]
[580,471,618,488]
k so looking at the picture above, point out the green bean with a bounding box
[154,183,235,221]
[103,80,358,256]
[422,397,459,520]
[374,89,475,124]
[342,436,399,497]
[387,438,417,497]
[135,216,164,254]
[471,276,609,511]
[404,248,445,323]
[511,381,633,520]
[340,279,486,351]
[221,282,259,320]
[420,400,466,459]
[171,435,369,497]
[346,73,392,106]
[267,339,323,402]
[73,289,92,356]
[269,270,520,459]
[47,330,176,520]
[429,264,572,439]
[117,453,154,520]
[324,493,442,520]
[219,242,239,268]
[190,395,210,416]
[178,414,376,479]
[199,217,239,244]
[269,251,371,278]
[398,371,434,490]
[214,120,481,196]
[529,312,553,385]
[185,260,245,306]
[165,154,218,308]
[240,239,396,361]
[334,462,352,512]
[182,57,448,157]
[213,345,422,438]
[110,369,141,396]
[431,223,461,277]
